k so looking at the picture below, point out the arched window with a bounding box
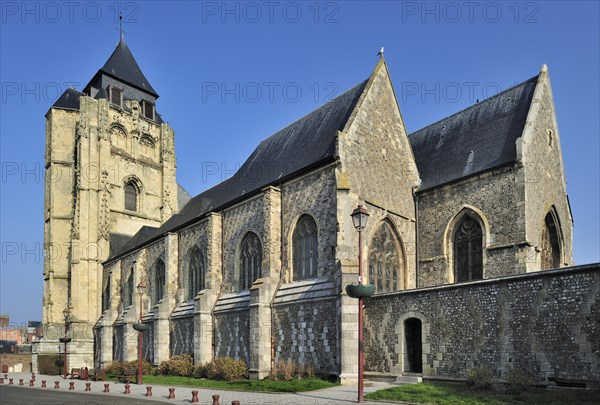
[453,216,483,282]
[154,259,166,304]
[368,222,403,293]
[124,182,138,212]
[122,269,133,308]
[293,215,318,280]
[541,211,560,270]
[102,275,111,312]
[239,232,262,291]
[188,246,206,300]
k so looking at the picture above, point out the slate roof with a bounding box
[96,39,158,97]
[51,88,85,111]
[177,183,192,208]
[51,40,162,117]
[51,88,164,123]
[109,226,159,260]
[109,233,135,257]
[107,79,369,261]
[409,75,538,191]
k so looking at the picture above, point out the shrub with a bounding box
[466,367,495,391]
[125,359,154,375]
[271,359,295,381]
[193,363,208,379]
[507,369,533,394]
[105,361,126,376]
[269,360,316,381]
[205,357,248,381]
[158,354,194,377]
[38,355,62,375]
[303,364,316,378]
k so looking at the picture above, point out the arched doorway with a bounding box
[404,318,422,373]
[541,211,561,270]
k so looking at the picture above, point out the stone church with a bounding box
[35,39,599,386]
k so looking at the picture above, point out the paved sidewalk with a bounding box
[0,372,401,404]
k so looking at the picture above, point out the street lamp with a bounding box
[59,306,71,380]
[346,205,374,403]
[133,281,148,385]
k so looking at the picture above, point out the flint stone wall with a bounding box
[417,166,526,287]
[113,324,125,361]
[170,316,194,357]
[214,311,250,364]
[364,264,600,382]
[273,299,339,374]
[142,322,154,364]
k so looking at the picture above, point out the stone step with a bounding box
[395,375,422,384]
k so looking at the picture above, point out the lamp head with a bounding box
[351,205,369,230]
[136,280,147,296]
[62,307,70,321]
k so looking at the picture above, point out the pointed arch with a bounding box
[239,232,262,291]
[541,206,562,270]
[187,245,206,299]
[124,182,137,211]
[102,273,111,312]
[292,214,319,281]
[122,267,134,308]
[153,259,166,305]
[123,176,143,213]
[367,219,406,293]
[444,206,489,283]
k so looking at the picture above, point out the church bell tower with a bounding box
[37,37,180,369]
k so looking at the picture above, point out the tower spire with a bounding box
[118,14,125,42]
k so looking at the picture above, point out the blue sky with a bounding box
[1,1,598,324]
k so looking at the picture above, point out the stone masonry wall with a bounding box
[417,166,526,287]
[335,60,419,382]
[273,299,339,374]
[178,220,209,299]
[113,324,124,361]
[281,167,337,282]
[364,264,600,382]
[338,59,419,221]
[145,239,166,305]
[93,327,101,367]
[170,317,194,357]
[337,60,418,281]
[142,321,154,364]
[520,70,574,268]
[214,311,250,364]
[222,196,265,293]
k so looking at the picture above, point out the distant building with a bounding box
[27,321,42,344]
[0,340,18,354]
[0,316,25,345]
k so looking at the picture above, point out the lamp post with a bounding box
[60,307,71,380]
[134,281,147,385]
[350,205,369,403]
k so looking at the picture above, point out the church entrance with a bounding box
[404,318,422,373]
